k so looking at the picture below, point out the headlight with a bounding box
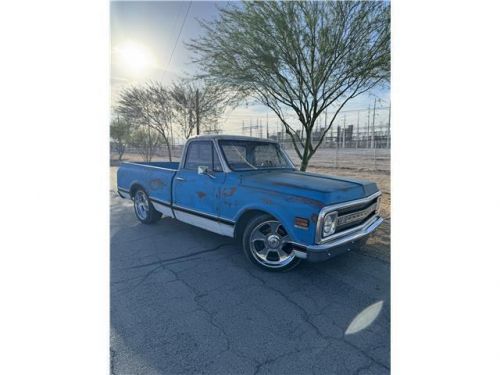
[322,212,337,237]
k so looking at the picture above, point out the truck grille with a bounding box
[335,197,379,232]
[315,191,382,245]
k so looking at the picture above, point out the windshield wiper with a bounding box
[231,145,257,170]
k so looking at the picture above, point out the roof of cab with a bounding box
[188,134,278,143]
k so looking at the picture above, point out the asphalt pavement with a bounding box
[110,192,390,375]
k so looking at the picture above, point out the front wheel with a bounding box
[242,214,302,272]
[133,189,162,224]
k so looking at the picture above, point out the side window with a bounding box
[184,141,212,170]
[184,141,223,172]
[213,146,223,172]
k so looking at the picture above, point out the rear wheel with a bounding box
[242,214,301,272]
[133,189,162,224]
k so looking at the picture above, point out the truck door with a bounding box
[172,140,226,233]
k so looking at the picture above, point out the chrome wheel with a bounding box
[134,190,149,220]
[249,220,295,268]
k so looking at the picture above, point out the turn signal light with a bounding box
[294,217,309,229]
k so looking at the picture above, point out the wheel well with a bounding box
[234,209,275,242]
[129,183,144,199]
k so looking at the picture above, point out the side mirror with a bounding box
[197,165,216,179]
[197,165,209,175]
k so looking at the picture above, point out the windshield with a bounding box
[219,140,292,171]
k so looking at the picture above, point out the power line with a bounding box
[167,1,192,68]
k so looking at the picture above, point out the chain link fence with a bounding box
[111,106,390,173]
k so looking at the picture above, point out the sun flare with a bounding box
[115,41,155,75]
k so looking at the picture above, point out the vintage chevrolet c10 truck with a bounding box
[117,135,383,271]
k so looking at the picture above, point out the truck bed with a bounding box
[116,162,179,212]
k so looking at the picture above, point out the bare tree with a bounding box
[110,116,132,160]
[129,127,160,162]
[117,82,174,161]
[170,81,196,139]
[188,1,390,171]
[170,79,229,138]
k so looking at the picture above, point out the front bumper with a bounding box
[292,215,384,262]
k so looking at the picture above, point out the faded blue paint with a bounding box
[116,143,379,246]
[117,162,178,204]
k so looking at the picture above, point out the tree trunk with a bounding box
[160,132,172,162]
[299,128,312,172]
[299,158,309,172]
[118,144,125,161]
[195,89,200,135]
[165,138,172,162]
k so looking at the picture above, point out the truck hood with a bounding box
[240,170,378,207]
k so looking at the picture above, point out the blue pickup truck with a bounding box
[117,135,383,271]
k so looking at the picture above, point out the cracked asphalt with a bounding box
[111,192,390,374]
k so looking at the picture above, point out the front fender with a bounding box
[233,201,318,245]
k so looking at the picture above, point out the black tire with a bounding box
[242,214,302,272]
[133,188,162,224]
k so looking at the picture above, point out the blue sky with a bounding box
[110,1,390,135]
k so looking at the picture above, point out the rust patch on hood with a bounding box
[285,195,323,208]
[310,213,319,223]
[271,181,297,188]
[196,191,206,199]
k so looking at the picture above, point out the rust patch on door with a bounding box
[196,191,207,199]
[222,187,237,197]
[150,179,165,190]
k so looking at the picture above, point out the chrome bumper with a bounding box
[292,215,384,262]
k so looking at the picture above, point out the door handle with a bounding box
[175,177,186,182]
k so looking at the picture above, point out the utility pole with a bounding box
[342,114,346,149]
[387,104,391,149]
[371,97,376,149]
[325,108,334,148]
[335,111,339,168]
[335,130,339,169]
[266,113,269,138]
[195,89,200,135]
[367,105,371,149]
[356,111,360,149]
[372,98,377,170]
